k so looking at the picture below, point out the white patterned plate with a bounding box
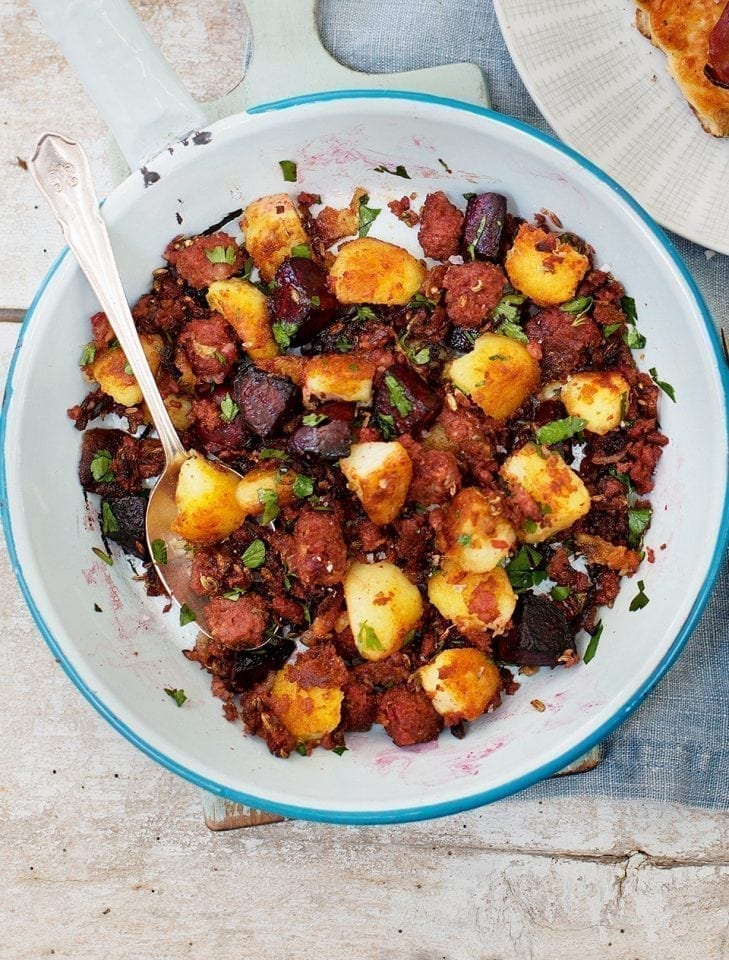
[494,0,729,253]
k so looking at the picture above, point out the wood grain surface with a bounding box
[1,2,728,957]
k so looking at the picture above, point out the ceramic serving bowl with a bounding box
[3,0,728,823]
[3,90,727,823]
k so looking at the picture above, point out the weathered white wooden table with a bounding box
[1,3,726,958]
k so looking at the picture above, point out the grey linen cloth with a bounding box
[316,0,728,808]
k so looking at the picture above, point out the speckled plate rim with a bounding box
[2,90,728,825]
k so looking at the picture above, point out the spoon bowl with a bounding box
[28,132,241,640]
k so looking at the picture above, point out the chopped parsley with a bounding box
[100,501,119,535]
[241,538,266,569]
[164,687,188,707]
[242,258,254,281]
[295,743,308,756]
[375,412,397,439]
[302,413,328,426]
[124,362,133,375]
[523,518,539,534]
[259,448,289,461]
[457,533,472,547]
[293,474,315,498]
[213,349,227,365]
[603,322,622,339]
[79,343,96,366]
[90,449,115,483]
[628,506,652,548]
[493,294,528,342]
[407,292,437,310]
[384,373,413,417]
[332,745,348,756]
[505,545,547,592]
[205,244,236,265]
[550,585,571,602]
[219,393,239,423]
[151,539,168,565]
[438,158,452,173]
[535,416,587,446]
[356,305,378,322]
[583,620,603,664]
[629,580,650,612]
[357,621,384,652]
[560,296,593,316]
[92,547,113,566]
[94,603,102,613]
[223,586,247,601]
[410,346,430,365]
[279,159,297,182]
[291,243,312,259]
[621,295,638,325]
[466,215,487,261]
[272,320,298,350]
[179,604,197,626]
[258,488,279,525]
[463,192,476,200]
[373,163,410,178]
[358,194,381,237]
[649,367,676,402]
[310,295,321,307]
[620,296,647,349]
[623,325,647,350]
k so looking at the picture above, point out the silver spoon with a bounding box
[29,132,239,638]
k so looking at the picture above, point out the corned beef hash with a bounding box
[69,173,668,758]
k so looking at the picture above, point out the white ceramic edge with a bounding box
[491,0,729,254]
[3,92,728,824]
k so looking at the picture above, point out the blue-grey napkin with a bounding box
[318,0,728,809]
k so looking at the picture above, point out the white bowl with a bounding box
[2,93,727,823]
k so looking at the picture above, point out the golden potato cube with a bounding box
[207,278,279,362]
[442,488,517,573]
[241,193,310,281]
[446,332,540,421]
[163,393,193,431]
[417,648,501,723]
[304,355,376,405]
[505,223,589,307]
[339,441,413,526]
[500,442,591,543]
[344,561,424,662]
[171,451,246,544]
[235,464,297,518]
[560,371,630,436]
[257,355,308,386]
[270,669,343,743]
[428,564,516,636]
[91,334,163,407]
[328,237,426,305]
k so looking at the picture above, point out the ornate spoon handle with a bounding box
[28,132,186,465]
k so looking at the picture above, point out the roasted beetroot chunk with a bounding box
[461,192,507,261]
[271,257,339,343]
[373,363,440,435]
[494,594,574,667]
[102,495,147,557]
[288,419,353,459]
[232,364,299,437]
